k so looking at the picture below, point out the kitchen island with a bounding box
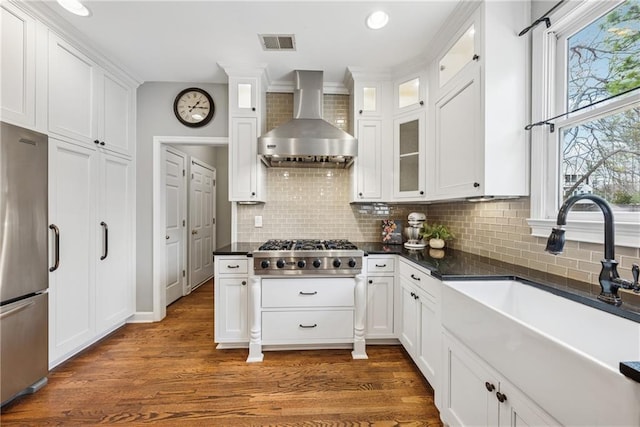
[214,242,640,388]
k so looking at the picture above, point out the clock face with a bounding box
[173,88,215,127]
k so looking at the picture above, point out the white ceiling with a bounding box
[38,0,462,87]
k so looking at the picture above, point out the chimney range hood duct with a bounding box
[258,70,357,168]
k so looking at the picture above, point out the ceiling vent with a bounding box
[259,34,296,51]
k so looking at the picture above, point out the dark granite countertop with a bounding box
[215,241,640,382]
[213,242,259,256]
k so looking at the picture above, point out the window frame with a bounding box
[528,0,640,248]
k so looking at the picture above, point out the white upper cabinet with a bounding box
[223,67,267,202]
[48,32,97,144]
[428,1,529,200]
[48,32,135,157]
[97,70,134,157]
[349,71,392,202]
[1,2,36,128]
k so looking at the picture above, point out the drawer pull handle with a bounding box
[375,264,387,268]
[227,265,240,269]
[299,291,318,296]
[411,274,420,281]
[299,323,317,328]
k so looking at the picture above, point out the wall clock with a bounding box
[173,87,215,127]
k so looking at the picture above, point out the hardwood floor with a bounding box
[1,280,442,426]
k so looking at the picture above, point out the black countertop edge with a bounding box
[620,362,640,383]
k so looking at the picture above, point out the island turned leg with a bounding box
[352,273,368,359]
[246,275,264,362]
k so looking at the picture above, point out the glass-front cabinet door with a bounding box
[438,24,477,88]
[355,81,383,118]
[393,111,425,200]
[395,75,424,113]
[229,76,258,116]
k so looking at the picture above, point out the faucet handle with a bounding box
[632,264,639,293]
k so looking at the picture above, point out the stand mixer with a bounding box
[404,212,427,250]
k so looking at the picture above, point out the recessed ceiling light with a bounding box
[366,11,389,30]
[57,0,91,17]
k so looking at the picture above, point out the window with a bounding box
[529,0,640,247]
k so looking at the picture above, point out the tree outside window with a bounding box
[561,0,640,211]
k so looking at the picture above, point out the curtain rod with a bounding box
[524,85,640,133]
[518,0,566,37]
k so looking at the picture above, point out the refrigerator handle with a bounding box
[49,224,60,272]
[100,221,108,260]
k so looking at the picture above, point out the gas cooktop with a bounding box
[253,239,363,276]
[257,239,359,252]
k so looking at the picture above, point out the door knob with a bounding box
[192,230,197,235]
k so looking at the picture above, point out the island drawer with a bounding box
[261,278,355,308]
[262,310,354,342]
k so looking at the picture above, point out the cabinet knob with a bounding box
[241,281,247,286]
[419,100,424,106]
[419,190,424,195]
[473,182,480,188]
[251,192,256,196]
[368,280,373,284]
[94,139,100,145]
[252,107,256,112]
[473,54,480,61]
[192,230,197,235]
[99,141,105,146]
[496,391,507,403]
[165,235,170,240]
[485,382,496,392]
[358,192,363,197]
[359,110,363,114]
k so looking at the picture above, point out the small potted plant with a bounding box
[420,223,454,249]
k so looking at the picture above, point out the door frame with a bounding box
[152,136,229,321]
[188,157,216,291]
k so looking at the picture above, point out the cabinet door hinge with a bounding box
[182,219,186,227]
[212,218,216,225]
[213,179,216,187]
[182,270,186,277]
[182,169,185,177]
[192,173,194,179]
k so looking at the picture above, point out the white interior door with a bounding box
[190,159,216,289]
[163,147,186,306]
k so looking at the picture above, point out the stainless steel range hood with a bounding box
[258,70,357,168]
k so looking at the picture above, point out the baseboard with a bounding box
[128,311,156,323]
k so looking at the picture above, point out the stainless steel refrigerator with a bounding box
[0,121,49,407]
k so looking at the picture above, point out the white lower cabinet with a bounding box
[365,256,395,339]
[398,260,441,389]
[442,331,560,427]
[214,256,249,343]
[48,137,134,367]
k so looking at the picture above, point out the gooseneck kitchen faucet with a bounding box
[545,194,639,306]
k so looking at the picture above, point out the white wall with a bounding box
[136,82,229,312]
